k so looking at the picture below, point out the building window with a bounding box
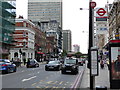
[23,32,26,37]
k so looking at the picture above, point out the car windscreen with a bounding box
[65,59,76,64]
[48,61,59,64]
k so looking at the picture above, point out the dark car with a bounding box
[0,59,17,74]
[26,59,39,68]
[45,60,62,71]
[61,58,79,74]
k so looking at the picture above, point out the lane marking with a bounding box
[47,81,53,84]
[31,83,37,86]
[36,86,40,88]
[21,70,24,72]
[59,81,63,85]
[22,76,37,82]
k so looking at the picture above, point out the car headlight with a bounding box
[72,66,76,68]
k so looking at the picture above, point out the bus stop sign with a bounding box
[90,1,96,9]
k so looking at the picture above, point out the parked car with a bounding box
[0,59,17,74]
[26,59,39,68]
[45,60,62,71]
[61,58,79,74]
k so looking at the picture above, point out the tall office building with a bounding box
[28,0,62,28]
[62,30,72,52]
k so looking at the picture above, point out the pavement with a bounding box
[80,62,110,89]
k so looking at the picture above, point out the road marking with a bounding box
[45,86,49,88]
[36,86,40,88]
[21,70,24,72]
[52,81,58,84]
[31,83,37,86]
[37,72,40,74]
[59,81,63,85]
[22,76,36,82]
[47,81,53,84]
[64,83,67,85]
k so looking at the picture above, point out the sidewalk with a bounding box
[80,63,110,89]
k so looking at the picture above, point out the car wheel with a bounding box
[61,70,65,74]
[14,67,17,72]
[45,67,48,71]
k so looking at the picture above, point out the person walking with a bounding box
[100,60,104,69]
[23,58,26,65]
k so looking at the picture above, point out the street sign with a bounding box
[96,8,107,18]
[96,8,106,16]
[90,1,96,9]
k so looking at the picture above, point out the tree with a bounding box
[61,50,67,57]
[75,52,82,58]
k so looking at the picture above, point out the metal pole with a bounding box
[88,0,95,89]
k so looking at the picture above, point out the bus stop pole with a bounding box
[88,0,96,89]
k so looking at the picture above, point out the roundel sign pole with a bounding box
[88,1,97,89]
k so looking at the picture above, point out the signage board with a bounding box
[91,48,98,76]
[109,43,120,89]
[96,21,108,34]
[96,8,107,18]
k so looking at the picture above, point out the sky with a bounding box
[16,0,114,54]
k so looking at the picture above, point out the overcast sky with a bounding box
[16,0,114,54]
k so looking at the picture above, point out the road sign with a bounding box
[96,8,106,16]
[90,1,96,9]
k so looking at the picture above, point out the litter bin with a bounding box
[96,86,107,90]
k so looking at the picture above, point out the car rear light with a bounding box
[2,64,7,66]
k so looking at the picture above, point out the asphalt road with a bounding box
[2,63,85,89]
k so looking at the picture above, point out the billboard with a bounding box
[111,47,120,80]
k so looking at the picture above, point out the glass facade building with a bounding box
[0,0,16,59]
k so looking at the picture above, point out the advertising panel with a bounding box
[91,48,98,76]
[111,47,120,80]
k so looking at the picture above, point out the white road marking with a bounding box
[21,70,24,72]
[22,76,37,82]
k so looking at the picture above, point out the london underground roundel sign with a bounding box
[96,8,106,16]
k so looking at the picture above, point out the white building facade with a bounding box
[10,19,35,62]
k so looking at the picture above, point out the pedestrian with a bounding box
[113,55,120,78]
[106,60,110,70]
[26,58,30,68]
[100,60,104,69]
[23,58,26,65]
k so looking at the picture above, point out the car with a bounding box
[61,58,79,74]
[78,58,84,66]
[45,60,62,71]
[0,59,17,74]
[26,59,39,68]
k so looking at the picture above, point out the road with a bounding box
[2,62,85,89]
